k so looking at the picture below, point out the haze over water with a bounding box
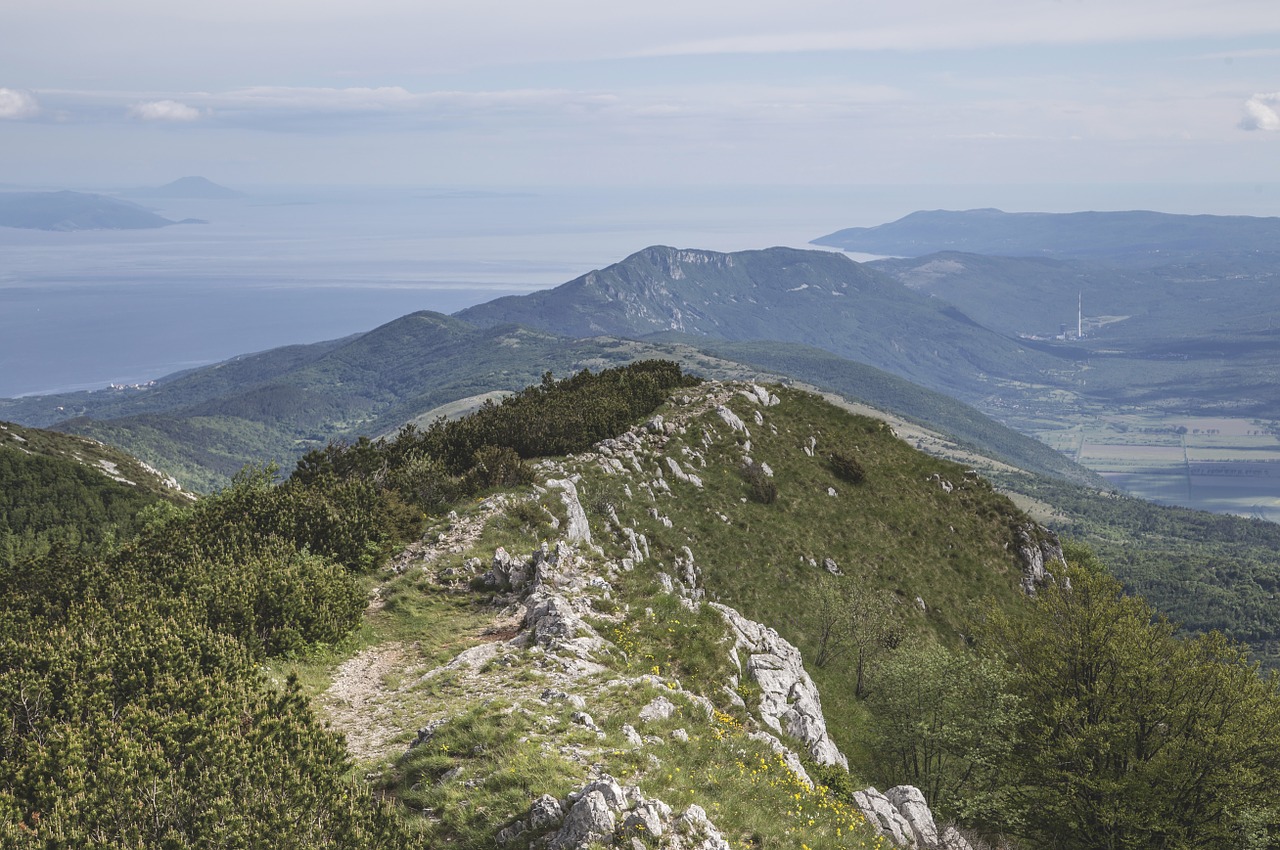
[2,181,1276,399]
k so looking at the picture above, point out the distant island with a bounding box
[124,176,245,200]
[0,190,205,231]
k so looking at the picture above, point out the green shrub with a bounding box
[828,447,866,484]
[741,459,778,504]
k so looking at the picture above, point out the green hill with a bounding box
[4,364,1278,849]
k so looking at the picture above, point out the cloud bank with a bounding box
[0,88,39,119]
[1240,93,1280,131]
[128,99,202,121]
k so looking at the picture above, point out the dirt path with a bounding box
[319,643,416,762]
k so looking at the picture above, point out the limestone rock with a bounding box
[675,803,732,850]
[547,478,592,544]
[853,787,916,848]
[1015,522,1066,595]
[549,790,615,850]
[716,405,749,435]
[529,794,564,831]
[745,729,813,788]
[665,457,704,488]
[514,778,726,850]
[639,696,677,723]
[886,785,939,848]
[710,603,848,769]
[940,825,976,850]
[481,546,533,591]
[622,800,669,839]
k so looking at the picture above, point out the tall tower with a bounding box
[1078,291,1082,339]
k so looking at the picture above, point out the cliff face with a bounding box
[308,381,1045,848]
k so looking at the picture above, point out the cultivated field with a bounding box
[1037,414,1280,521]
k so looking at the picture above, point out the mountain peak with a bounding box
[129,176,244,199]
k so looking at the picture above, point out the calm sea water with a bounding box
[1,182,1276,398]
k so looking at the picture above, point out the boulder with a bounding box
[853,787,916,848]
[547,478,591,544]
[940,825,976,850]
[716,405,749,435]
[549,791,615,850]
[529,794,564,831]
[886,785,939,848]
[639,696,677,723]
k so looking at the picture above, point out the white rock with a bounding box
[716,406,750,435]
[639,696,677,723]
[546,478,591,543]
[853,787,916,848]
[710,603,848,769]
[550,791,615,850]
[886,785,939,848]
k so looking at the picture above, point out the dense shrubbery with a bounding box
[0,445,164,567]
[867,559,1280,849]
[293,360,699,517]
[0,601,404,847]
[0,361,695,847]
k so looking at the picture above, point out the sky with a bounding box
[2,0,1280,191]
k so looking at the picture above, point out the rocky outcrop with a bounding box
[1014,522,1066,595]
[852,785,974,850]
[501,776,731,850]
[710,603,848,770]
[547,477,592,544]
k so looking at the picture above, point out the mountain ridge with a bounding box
[812,208,1280,265]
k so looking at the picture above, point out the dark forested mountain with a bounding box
[0,420,187,565]
[0,190,196,230]
[812,208,1280,266]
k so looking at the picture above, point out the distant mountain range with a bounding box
[0,190,204,231]
[124,176,244,200]
[813,208,1280,266]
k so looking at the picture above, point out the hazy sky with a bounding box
[3,0,1279,189]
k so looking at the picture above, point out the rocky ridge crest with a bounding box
[320,380,1044,848]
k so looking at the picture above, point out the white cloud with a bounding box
[1240,93,1280,130]
[127,99,202,121]
[0,88,39,119]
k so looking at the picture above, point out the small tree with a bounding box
[867,642,1024,824]
[981,563,1280,849]
[804,574,900,696]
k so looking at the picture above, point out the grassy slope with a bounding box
[576,385,1035,760]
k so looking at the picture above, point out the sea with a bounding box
[2,181,1277,399]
